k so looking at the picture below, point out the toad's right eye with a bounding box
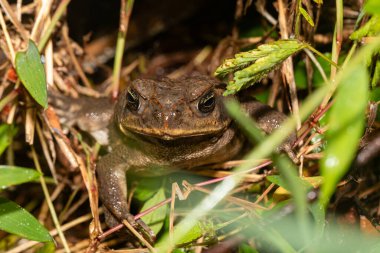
[126,89,140,111]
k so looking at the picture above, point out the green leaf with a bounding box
[299,7,315,27]
[294,60,308,89]
[140,187,168,235]
[364,0,380,15]
[0,124,17,156]
[176,220,216,246]
[176,222,202,245]
[133,176,164,202]
[239,243,259,253]
[369,87,380,101]
[35,242,56,253]
[0,197,52,242]
[172,249,187,253]
[267,175,315,193]
[214,40,307,95]
[15,40,48,108]
[350,16,380,40]
[0,165,41,188]
[320,65,369,207]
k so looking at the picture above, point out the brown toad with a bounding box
[52,75,294,239]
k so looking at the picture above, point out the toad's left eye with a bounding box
[126,89,140,111]
[198,91,215,113]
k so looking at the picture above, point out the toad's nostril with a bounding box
[153,110,163,121]
[170,110,181,120]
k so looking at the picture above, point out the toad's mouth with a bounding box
[119,123,230,141]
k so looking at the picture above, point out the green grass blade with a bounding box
[0,124,17,156]
[299,6,315,27]
[319,64,369,207]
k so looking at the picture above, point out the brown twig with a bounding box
[24,95,36,144]
[278,0,301,129]
[0,0,29,41]
[30,0,53,41]
[0,8,15,63]
[36,120,58,182]
[62,25,93,89]
[293,101,333,148]
[122,219,155,252]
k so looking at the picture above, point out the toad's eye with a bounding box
[126,89,140,111]
[198,91,215,113]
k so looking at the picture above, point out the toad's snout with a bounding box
[153,109,182,129]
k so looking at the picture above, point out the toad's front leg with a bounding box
[242,99,297,161]
[96,153,155,242]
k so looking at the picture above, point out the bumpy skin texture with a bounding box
[95,75,294,234]
[49,92,114,145]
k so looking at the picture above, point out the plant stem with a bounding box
[0,9,15,63]
[294,0,302,37]
[321,0,343,107]
[303,48,328,83]
[305,44,339,68]
[31,147,71,253]
[112,0,135,98]
[38,0,71,51]
[0,90,18,112]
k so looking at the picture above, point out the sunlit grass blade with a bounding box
[224,100,309,233]
[319,64,369,207]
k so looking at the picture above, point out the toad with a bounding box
[52,75,295,240]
